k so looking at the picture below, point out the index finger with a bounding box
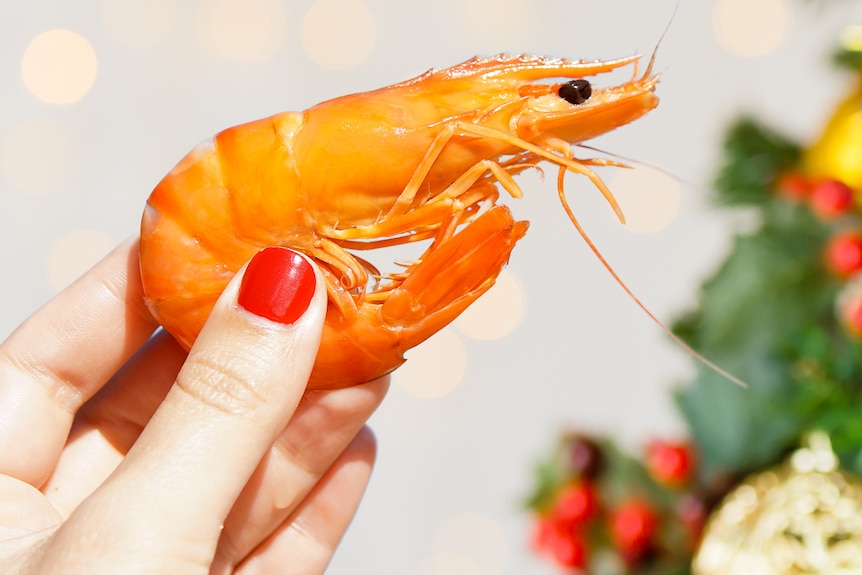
[0,238,158,486]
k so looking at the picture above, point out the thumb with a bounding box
[54,247,328,570]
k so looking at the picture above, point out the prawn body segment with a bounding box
[140,53,659,389]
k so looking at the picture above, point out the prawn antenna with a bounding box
[576,143,705,194]
[555,166,749,388]
[661,0,681,46]
[639,0,678,79]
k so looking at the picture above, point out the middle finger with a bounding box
[210,376,389,575]
[42,330,186,517]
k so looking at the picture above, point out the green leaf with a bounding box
[833,46,862,73]
[785,325,862,472]
[713,118,802,206]
[674,122,841,475]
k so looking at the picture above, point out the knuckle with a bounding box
[175,348,273,419]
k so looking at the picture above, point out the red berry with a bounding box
[609,500,658,562]
[810,179,855,218]
[843,296,862,337]
[548,529,587,569]
[646,441,695,487]
[532,515,588,569]
[552,482,599,527]
[775,172,811,201]
[826,232,862,278]
[532,515,556,553]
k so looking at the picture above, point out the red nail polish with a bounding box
[237,247,316,324]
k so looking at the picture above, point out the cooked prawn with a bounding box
[140,53,660,389]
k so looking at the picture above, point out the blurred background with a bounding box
[1,0,860,573]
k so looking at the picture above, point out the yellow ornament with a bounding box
[803,84,862,190]
[804,27,862,189]
[692,432,862,574]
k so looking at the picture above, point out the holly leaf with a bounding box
[831,47,862,72]
[713,117,802,205]
[674,198,834,475]
[523,438,572,511]
[785,325,862,472]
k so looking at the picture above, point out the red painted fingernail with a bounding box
[237,247,316,325]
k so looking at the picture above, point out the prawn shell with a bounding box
[140,53,658,388]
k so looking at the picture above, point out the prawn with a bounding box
[140,53,660,389]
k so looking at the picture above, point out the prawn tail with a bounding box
[307,204,529,388]
[383,204,529,345]
[555,167,748,388]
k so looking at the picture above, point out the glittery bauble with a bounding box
[692,432,862,574]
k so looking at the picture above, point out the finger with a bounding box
[0,474,61,571]
[237,427,378,575]
[211,376,388,574]
[0,238,158,486]
[52,247,327,566]
[41,331,186,518]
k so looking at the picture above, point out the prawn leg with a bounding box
[331,126,525,242]
[453,123,627,223]
[308,204,528,387]
[383,204,528,340]
[332,120,626,249]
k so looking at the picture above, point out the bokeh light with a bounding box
[461,0,537,45]
[21,30,98,105]
[1,119,78,195]
[300,0,376,70]
[433,512,509,575]
[610,166,681,234]
[454,270,525,340]
[196,0,288,62]
[100,0,176,49]
[393,328,466,399]
[840,25,862,52]
[46,230,115,292]
[416,551,487,575]
[713,0,790,58]
[414,552,483,575]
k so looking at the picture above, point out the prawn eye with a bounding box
[558,79,591,105]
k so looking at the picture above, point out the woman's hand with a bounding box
[0,240,388,574]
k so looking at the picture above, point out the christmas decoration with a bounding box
[824,231,862,278]
[527,433,706,573]
[808,178,855,219]
[693,432,862,574]
[609,500,659,562]
[526,27,862,575]
[838,279,862,338]
[645,441,696,488]
[803,80,862,190]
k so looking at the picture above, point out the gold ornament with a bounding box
[692,432,862,574]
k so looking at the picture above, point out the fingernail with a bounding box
[237,247,316,324]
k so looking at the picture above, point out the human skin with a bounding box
[0,240,388,574]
